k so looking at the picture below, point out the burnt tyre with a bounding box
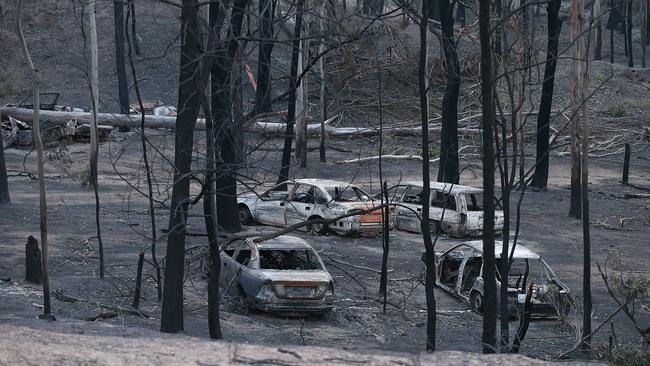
[309,216,328,235]
[470,291,483,314]
[239,205,252,225]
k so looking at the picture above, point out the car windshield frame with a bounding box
[258,248,324,271]
[325,186,371,202]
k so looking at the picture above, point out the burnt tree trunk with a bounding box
[420,0,436,352]
[626,0,633,67]
[213,0,247,233]
[531,0,562,190]
[479,0,497,353]
[0,134,9,204]
[437,0,460,184]
[594,0,602,60]
[113,0,130,129]
[277,0,305,185]
[132,251,144,309]
[25,236,42,284]
[569,0,584,220]
[641,0,648,67]
[160,0,201,333]
[253,0,275,114]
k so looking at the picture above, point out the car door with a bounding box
[284,184,316,226]
[256,183,294,226]
[430,190,461,231]
[395,185,424,232]
[220,240,243,294]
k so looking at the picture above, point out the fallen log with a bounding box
[334,155,441,164]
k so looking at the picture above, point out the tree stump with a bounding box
[26,235,43,284]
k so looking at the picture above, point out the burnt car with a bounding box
[384,181,504,237]
[432,241,570,318]
[220,235,334,314]
[238,179,383,235]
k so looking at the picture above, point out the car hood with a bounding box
[258,270,332,284]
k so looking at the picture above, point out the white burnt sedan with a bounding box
[237,179,384,235]
[385,181,504,237]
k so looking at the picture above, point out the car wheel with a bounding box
[470,292,483,314]
[239,205,252,226]
[310,216,328,235]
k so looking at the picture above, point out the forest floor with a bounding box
[1,125,649,360]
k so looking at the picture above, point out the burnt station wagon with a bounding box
[385,181,505,237]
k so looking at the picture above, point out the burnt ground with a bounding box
[1,125,649,360]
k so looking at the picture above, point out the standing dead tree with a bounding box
[437,0,460,184]
[531,0,562,190]
[253,0,275,114]
[113,0,130,129]
[479,0,497,353]
[161,0,201,333]
[16,0,52,317]
[419,0,436,352]
[86,0,105,279]
[642,0,648,67]
[0,130,9,204]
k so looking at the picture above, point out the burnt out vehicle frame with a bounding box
[237,179,384,235]
[220,235,334,314]
[383,182,505,237]
[431,241,571,318]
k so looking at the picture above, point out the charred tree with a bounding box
[213,0,247,233]
[318,3,327,163]
[160,0,201,333]
[17,0,52,316]
[25,236,42,284]
[0,134,9,204]
[132,251,144,308]
[277,0,305,185]
[594,0,602,60]
[641,0,648,67]
[419,0,436,352]
[437,0,460,184]
[625,0,633,67]
[531,0,562,190]
[569,0,584,220]
[113,0,130,128]
[479,0,497,353]
[253,0,275,114]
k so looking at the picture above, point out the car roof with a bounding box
[400,181,483,194]
[294,179,359,189]
[451,240,541,260]
[253,235,314,250]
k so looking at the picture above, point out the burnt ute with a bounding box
[220,235,334,314]
[237,179,384,235]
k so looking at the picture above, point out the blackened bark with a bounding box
[113,0,130,121]
[419,0,436,352]
[213,0,247,233]
[479,0,497,353]
[25,236,42,284]
[160,0,201,333]
[437,0,460,184]
[531,0,562,190]
[254,0,275,114]
[130,0,140,55]
[594,0,602,60]
[0,134,9,204]
[132,251,144,309]
[626,0,633,67]
[277,0,304,185]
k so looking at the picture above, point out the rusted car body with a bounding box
[433,241,571,318]
[238,179,383,235]
[220,235,334,314]
[385,181,504,237]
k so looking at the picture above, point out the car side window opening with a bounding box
[259,249,322,270]
[461,257,483,293]
[262,183,294,201]
[431,191,457,211]
[467,193,484,211]
[314,188,329,204]
[290,185,315,204]
[327,186,370,202]
[496,258,541,289]
[386,185,409,202]
[402,187,423,204]
[223,240,243,257]
[440,251,464,288]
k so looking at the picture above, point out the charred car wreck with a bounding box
[238,179,383,235]
[432,241,570,318]
[385,182,505,237]
[220,235,334,314]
